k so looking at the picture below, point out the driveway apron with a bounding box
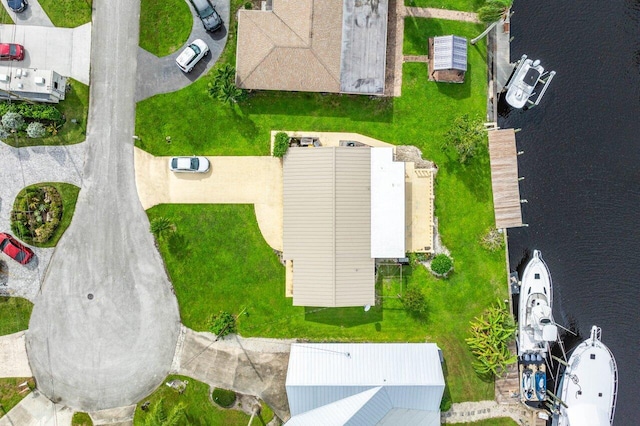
[26,0,180,412]
[0,0,54,27]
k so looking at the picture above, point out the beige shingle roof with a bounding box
[235,0,344,93]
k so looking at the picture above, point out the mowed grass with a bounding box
[0,7,13,24]
[39,0,92,27]
[0,297,33,336]
[140,0,192,56]
[0,378,34,415]
[6,80,90,148]
[404,17,487,55]
[71,412,93,426]
[133,375,249,426]
[405,0,484,12]
[11,183,81,248]
[140,17,503,403]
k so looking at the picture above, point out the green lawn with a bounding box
[11,183,81,248]
[39,0,92,27]
[140,17,504,403]
[405,0,484,12]
[0,7,13,24]
[71,412,93,426]
[0,378,34,417]
[140,0,192,57]
[133,375,250,425]
[0,298,33,336]
[404,17,485,55]
[462,418,518,426]
[5,80,90,148]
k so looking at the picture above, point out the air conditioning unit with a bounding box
[35,77,45,84]
[17,83,23,89]
[0,74,9,82]
[15,69,22,78]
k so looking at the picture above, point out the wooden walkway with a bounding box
[488,129,523,229]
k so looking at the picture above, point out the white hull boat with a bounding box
[552,326,618,426]
[505,54,554,109]
[518,250,557,407]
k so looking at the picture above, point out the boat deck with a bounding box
[488,129,523,228]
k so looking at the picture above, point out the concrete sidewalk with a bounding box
[134,148,284,250]
[0,331,32,377]
[0,24,92,84]
[0,390,73,426]
[0,0,54,27]
[174,327,293,422]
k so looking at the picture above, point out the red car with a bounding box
[0,43,25,61]
[0,233,34,264]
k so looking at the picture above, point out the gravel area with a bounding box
[0,142,86,301]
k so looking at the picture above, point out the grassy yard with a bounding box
[140,14,503,403]
[39,0,92,27]
[405,0,484,12]
[0,7,13,24]
[0,297,32,336]
[463,418,518,426]
[404,17,485,55]
[0,377,34,417]
[11,183,81,248]
[5,80,90,148]
[133,375,250,425]
[71,412,93,425]
[140,0,192,56]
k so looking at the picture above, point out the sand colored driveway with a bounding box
[134,148,283,251]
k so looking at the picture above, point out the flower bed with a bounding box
[11,185,63,244]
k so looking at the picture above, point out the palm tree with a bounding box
[150,217,176,240]
[470,0,513,45]
[144,399,185,426]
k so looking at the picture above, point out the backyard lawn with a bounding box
[140,0,192,56]
[39,0,92,27]
[140,14,503,404]
[405,0,485,12]
[0,297,32,336]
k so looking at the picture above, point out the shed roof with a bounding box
[433,35,467,71]
[286,343,445,422]
[283,147,374,307]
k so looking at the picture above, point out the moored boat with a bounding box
[552,326,618,426]
[505,54,555,109]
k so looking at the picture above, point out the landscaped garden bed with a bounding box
[10,183,80,248]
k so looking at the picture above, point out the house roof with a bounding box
[283,147,374,307]
[433,35,468,71]
[286,343,445,423]
[235,0,387,94]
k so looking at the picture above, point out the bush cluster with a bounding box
[208,311,237,338]
[430,254,453,276]
[0,102,64,125]
[401,286,427,318]
[273,132,289,158]
[211,388,236,408]
[10,186,63,244]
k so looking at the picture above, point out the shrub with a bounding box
[244,1,252,9]
[401,286,427,317]
[150,217,176,240]
[2,112,24,131]
[0,102,64,125]
[273,132,289,158]
[431,254,453,276]
[11,185,63,244]
[208,311,236,337]
[26,122,47,138]
[211,388,236,408]
[481,227,504,251]
[442,114,486,164]
[0,126,8,139]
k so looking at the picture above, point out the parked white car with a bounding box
[176,39,209,73]
[169,156,210,173]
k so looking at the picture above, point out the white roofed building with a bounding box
[285,343,445,425]
[0,67,67,103]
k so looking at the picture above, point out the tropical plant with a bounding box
[481,227,504,251]
[208,311,237,338]
[150,217,176,240]
[273,132,289,158]
[208,64,246,105]
[442,114,486,164]
[26,122,47,138]
[431,253,453,276]
[10,185,63,244]
[466,299,517,378]
[471,0,513,45]
[2,112,24,131]
[400,286,427,318]
[143,398,185,426]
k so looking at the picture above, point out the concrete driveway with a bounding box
[0,24,92,84]
[26,0,180,412]
[0,0,53,27]
[0,143,86,301]
[135,0,230,101]
[134,148,284,251]
[175,327,292,421]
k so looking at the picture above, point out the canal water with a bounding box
[502,1,639,424]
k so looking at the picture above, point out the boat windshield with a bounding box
[524,68,541,86]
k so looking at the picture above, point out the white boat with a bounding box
[552,326,618,426]
[505,54,550,109]
[518,250,557,407]
[518,250,557,357]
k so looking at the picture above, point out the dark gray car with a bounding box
[8,0,28,13]
[189,0,223,32]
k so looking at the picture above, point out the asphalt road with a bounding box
[25,0,181,412]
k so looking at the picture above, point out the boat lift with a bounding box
[526,70,556,109]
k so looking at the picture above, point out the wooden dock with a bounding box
[488,129,523,228]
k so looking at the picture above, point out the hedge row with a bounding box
[0,102,64,125]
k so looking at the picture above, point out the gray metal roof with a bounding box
[286,343,445,423]
[283,148,374,307]
[433,35,468,71]
[339,0,388,94]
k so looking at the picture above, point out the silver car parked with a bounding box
[169,156,210,173]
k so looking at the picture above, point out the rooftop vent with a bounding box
[15,69,22,78]
[17,83,23,89]
[0,74,9,82]
[35,77,45,85]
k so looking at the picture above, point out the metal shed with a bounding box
[433,35,468,71]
